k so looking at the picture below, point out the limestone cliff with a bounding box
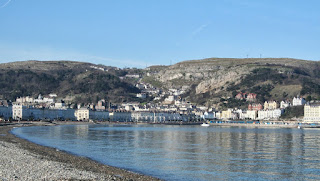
[147,58,320,105]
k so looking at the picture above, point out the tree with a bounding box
[306,95,312,102]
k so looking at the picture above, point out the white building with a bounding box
[16,96,34,104]
[136,83,146,89]
[109,112,131,122]
[258,109,284,120]
[125,74,140,78]
[125,105,134,111]
[75,108,110,121]
[280,101,291,109]
[136,93,147,99]
[131,112,154,122]
[272,109,283,118]
[49,93,57,98]
[12,104,26,120]
[240,110,257,120]
[173,90,185,96]
[95,99,107,110]
[32,94,55,104]
[264,101,279,110]
[221,109,237,119]
[54,101,67,109]
[13,104,76,120]
[131,112,183,122]
[74,108,90,121]
[163,95,176,104]
[292,97,306,106]
[201,112,216,120]
[304,103,320,123]
[215,112,221,119]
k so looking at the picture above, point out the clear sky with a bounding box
[0,0,319,68]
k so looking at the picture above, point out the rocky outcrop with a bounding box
[195,66,251,94]
[155,58,254,93]
[150,58,320,104]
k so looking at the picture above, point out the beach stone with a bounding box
[0,141,110,180]
[0,124,159,181]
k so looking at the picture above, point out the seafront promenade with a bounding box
[0,122,159,181]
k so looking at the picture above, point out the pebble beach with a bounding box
[0,123,159,181]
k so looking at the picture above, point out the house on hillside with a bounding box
[248,103,263,111]
[136,93,147,99]
[293,96,306,106]
[95,99,107,110]
[280,100,291,109]
[235,92,246,100]
[264,101,279,110]
[235,92,257,102]
[246,93,257,102]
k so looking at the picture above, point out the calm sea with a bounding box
[12,124,320,180]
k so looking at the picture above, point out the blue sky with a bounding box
[0,0,319,68]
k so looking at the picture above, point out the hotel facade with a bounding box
[304,103,320,123]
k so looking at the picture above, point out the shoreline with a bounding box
[0,120,310,180]
[0,122,159,181]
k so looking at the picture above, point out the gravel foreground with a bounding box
[0,123,160,181]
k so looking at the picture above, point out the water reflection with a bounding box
[12,125,320,180]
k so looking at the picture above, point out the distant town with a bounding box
[1,58,320,126]
[0,84,318,124]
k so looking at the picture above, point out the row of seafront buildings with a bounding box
[75,107,187,122]
[9,105,190,122]
[6,98,305,122]
[216,108,283,120]
[0,94,201,122]
[4,105,190,122]
[1,94,320,123]
[214,97,307,121]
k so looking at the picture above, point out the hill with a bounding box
[1,58,320,108]
[144,58,320,108]
[0,61,140,103]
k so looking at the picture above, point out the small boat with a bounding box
[201,123,210,127]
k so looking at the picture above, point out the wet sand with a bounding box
[0,123,160,181]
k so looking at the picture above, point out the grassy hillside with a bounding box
[0,61,140,103]
[2,58,320,107]
[148,58,320,107]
